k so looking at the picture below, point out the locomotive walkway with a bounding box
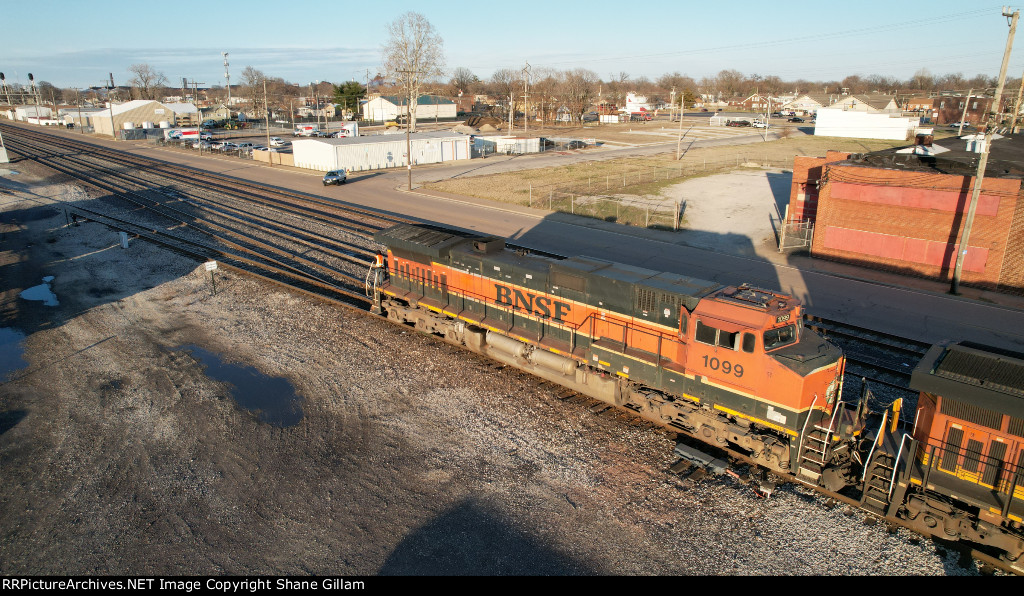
[10,124,1024,352]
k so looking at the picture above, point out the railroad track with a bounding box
[2,124,413,309]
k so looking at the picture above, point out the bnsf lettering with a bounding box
[495,284,571,321]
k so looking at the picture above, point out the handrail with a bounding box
[862,408,888,483]
[889,433,914,500]
[796,394,819,468]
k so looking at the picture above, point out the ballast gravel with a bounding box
[0,164,994,575]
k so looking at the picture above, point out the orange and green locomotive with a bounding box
[368,224,1024,566]
[372,224,852,480]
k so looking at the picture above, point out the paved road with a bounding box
[8,123,1024,352]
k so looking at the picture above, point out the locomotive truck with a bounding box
[370,223,1024,566]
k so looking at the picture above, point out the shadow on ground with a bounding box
[378,499,593,575]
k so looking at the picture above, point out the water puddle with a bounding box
[0,328,29,380]
[177,345,304,427]
[20,276,59,307]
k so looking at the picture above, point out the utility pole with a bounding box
[1011,69,1024,131]
[951,7,1019,295]
[223,52,231,106]
[76,89,83,134]
[523,61,530,134]
[264,79,272,167]
[958,89,973,136]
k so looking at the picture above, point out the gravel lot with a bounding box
[0,162,993,575]
[664,167,793,257]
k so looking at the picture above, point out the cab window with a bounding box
[742,332,756,353]
[718,330,739,349]
[763,325,797,350]
[695,320,745,351]
[695,320,716,345]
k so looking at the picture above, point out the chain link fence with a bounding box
[519,154,792,229]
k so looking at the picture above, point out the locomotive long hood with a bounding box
[769,334,843,375]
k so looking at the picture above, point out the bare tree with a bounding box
[559,68,599,123]
[910,68,934,91]
[61,87,79,105]
[240,66,266,116]
[127,63,167,100]
[716,69,745,97]
[490,68,522,122]
[449,66,480,95]
[530,67,559,124]
[382,11,445,132]
[656,72,697,106]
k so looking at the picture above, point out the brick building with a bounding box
[933,95,994,125]
[787,138,1024,293]
[788,151,852,221]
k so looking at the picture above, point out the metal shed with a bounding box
[475,135,541,155]
[292,132,471,172]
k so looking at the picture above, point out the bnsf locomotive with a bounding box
[371,224,1024,566]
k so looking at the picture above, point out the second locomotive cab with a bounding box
[370,224,860,487]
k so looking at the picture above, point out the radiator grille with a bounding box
[939,397,1003,430]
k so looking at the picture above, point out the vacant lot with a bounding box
[424,136,907,210]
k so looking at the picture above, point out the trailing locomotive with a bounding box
[370,223,1024,567]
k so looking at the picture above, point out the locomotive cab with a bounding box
[687,285,844,434]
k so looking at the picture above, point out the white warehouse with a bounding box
[292,132,471,172]
[814,108,916,141]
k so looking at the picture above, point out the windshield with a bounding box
[763,324,797,350]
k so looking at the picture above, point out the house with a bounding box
[201,104,233,121]
[905,97,934,113]
[738,92,773,111]
[932,95,996,125]
[361,95,457,123]
[781,93,836,115]
[828,94,900,114]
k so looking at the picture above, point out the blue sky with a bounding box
[3,0,1021,88]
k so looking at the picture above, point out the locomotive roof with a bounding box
[374,224,475,259]
[911,342,1024,418]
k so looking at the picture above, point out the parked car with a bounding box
[254,146,277,153]
[220,142,238,152]
[269,137,289,147]
[788,117,805,123]
[322,169,348,186]
[726,120,751,127]
[582,112,598,122]
[567,140,587,149]
[752,120,771,128]
[236,142,254,150]
[949,121,973,128]
[199,131,213,140]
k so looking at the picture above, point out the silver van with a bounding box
[323,169,348,186]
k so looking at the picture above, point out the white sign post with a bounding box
[205,261,218,295]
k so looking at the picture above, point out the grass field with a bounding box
[425,134,912,227]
